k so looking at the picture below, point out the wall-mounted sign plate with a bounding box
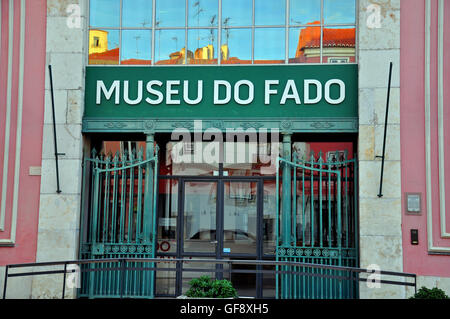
[405,193,422,215]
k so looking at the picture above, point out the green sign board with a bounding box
[84,65,358,120]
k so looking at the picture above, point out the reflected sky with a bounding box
[222,0,252,26]
[156,0,185,27]
[324,0,356,24]
[121,30,152,62]
[188,0,218,27]
[123,0,152,28]
[90,0,120,28]
[290,0,321,25]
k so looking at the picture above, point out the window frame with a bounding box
[86,0,358,66]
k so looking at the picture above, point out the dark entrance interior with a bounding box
[80,132,358,299]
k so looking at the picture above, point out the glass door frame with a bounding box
[156,174,276,298]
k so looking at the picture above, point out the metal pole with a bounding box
[377,62,393,198]
[62,263,67,299]
[2,265,8,299]
[48,65,65,193]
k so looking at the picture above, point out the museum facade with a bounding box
[0,0,449,299]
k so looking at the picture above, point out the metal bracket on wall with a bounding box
[376,62,393,198]
[48,65,65,193]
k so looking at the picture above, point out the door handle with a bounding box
[210,240,218,244]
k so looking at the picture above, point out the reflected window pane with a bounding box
[183,182,217,254]
[289,26,321,64]
[155,30,186,65]
[324,0,356,24]
[188,0,218,27]
[323,26,355,63]
[263,180,278,255]
[222,0,252,27]
[289,0,321,25]
[255,0,285,26]
[90,0,120,28]
[221,28,251,64]
[223,182,257,255]
[121,30,152,65]
[123,0,152,28]
[156,0,186,27]
[88,29,120,65]
[188,29,218,64]
[254,28,285,64]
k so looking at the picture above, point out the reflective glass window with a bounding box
[188,0,219,27]
[255,0,285,26]
[88,0,357,66]
[221,0,252,27]
[289,0,321,25]
[254,28,285,64]
[122,0,152,28]
[88,29,120,65]
[121,30,152,65]
[188,29,218,64]
[289,26,321,64]
[323,26,356,64]
[90,0,120,28]
[221,28,252,64]
[324,0,356,24]
[156,0,186,27]
[154,30,186,65]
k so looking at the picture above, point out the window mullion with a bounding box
[151,0,156,66]
[119,0,123,65]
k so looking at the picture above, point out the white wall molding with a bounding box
[0,0,26,245]
[437,0,449,239]
[425,0,450,253]
[0,0,14,233]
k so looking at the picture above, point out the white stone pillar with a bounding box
[31,0,87,299]
[357,0,404,299]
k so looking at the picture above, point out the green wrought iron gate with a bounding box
[276,151,358,299]
[79,146,159,298]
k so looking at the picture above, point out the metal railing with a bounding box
[2,258,416,299]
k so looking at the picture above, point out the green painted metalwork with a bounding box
[276,151,359,299]
[79,145,159,298]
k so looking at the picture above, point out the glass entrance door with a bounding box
[180,179,260,297]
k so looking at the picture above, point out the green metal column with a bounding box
[281,133,292,298]
[282,133,292,245]
[143,134,155,243]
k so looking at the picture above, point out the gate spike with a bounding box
[318,151,324,164]
[343,150,348,161]
[114,150,120,161]
[138,147,144,160]
[91,148,97,158]
[309,150,315,163]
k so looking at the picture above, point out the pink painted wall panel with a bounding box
[444,0,450,235]
[401,0,450,277]
[0,0,46,265]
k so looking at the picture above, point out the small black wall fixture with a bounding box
[377,62,393,198]
[48,65,65,194]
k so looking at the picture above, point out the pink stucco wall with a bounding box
[401,0,450,276]
[0,0,46,264]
